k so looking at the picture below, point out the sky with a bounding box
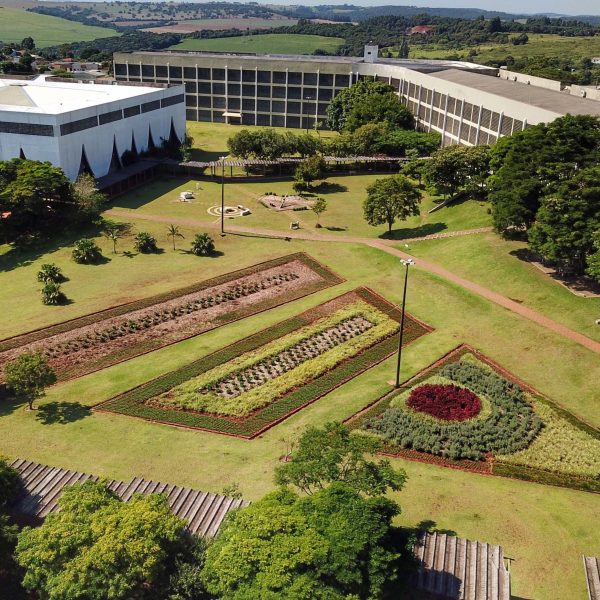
[283,1,600,15]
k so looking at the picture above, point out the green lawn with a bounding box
[111,174,491,239]
[407,232,600,343]
[169,33,344,55]
[0,7,119,46]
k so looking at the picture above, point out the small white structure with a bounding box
[0,76,185,180]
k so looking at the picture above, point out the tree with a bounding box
[15,481,186,600]
[168,537,210,600]
[423,145,482,199]
[37,263,64,284]
[294,154,327,190]
[326,79,414,132]
[72,174,105,222]
[275,422,406,496]
[0,457,20,507]
[201,483,404,599]
[72,238,103,264]
[190,233,215,256]
[311,197,327,228]
[41,281,67,305]
[21,37,35,50]
[363,175,422,234]
[103,228,121,254]
[4,352,56,410]
[134,231,159,253]
[586,229,600,283]
[167,224,185,251]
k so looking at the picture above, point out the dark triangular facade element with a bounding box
[130,132,138,158]
[78,145,95,178]
[168,118,181,146]
[19,148,26,159]
[108,136,122,173]
[147,125,156,150]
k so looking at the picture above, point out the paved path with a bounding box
[107,209,600,355]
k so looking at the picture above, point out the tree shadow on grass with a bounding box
[35,401,90,425]
[313,181,348,194]
[181,250,225,259]
[414,519,457,537]
[379,222,447,241]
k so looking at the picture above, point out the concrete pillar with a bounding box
[224,65,229,124]
[284,68,288,128]
[138,61,142,83]
[496,112,504,142]
[441,94,449,145]
[474,104,483,145]
[427,89,435,132]
[254,67,258,124]
[457,99,465,144]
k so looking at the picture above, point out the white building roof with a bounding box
[0,76,167,115]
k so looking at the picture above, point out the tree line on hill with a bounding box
[0,423,415,599]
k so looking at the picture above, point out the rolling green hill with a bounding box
[169,33,343,55]
[0,7,119,47]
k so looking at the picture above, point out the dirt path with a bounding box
[106,209,600,356]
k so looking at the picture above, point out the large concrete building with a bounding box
[0,76,185,180]
[114,46,600,146]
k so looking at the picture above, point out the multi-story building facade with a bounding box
[114,45,600,146]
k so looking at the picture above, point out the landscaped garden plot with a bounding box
[348,345,600,492]
[96,288,432,438]
[0,253,342,382]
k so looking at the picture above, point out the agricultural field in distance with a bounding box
[144,17,297,34]
[406,33,600,62]
[0,7,119,46]
[169,33,344,55]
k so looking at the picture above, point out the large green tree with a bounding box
[15,481,186,600]
[4,352,56,410]
[326,79,414,132]
[275,422,406,496]
[363,174,422,234]
[586,229,600,283]
[488,115,600,235]
[202,484,403,600]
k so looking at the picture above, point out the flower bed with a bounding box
[95,288,432,438]
[407,383,481,421]
[346,345,600,493]
[0,253,343,382]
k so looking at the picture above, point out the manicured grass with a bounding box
[0,7,119,46]
[112,174,491,239]
[406,232,600,342]
[169,33,343,55]
[2,221,600,598]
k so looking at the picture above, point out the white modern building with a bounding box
[114,45,600,146]
[0,76,185,180]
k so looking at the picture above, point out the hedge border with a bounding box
[94,287,432,439]
[345,344,600,494]
[1,253,344,382]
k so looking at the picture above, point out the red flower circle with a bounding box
[407,384,481,421]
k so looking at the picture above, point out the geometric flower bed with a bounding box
[0,253,343,382]
[347,345,600,493]
[95,287,432,438]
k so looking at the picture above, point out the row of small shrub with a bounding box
[364,359,542,461]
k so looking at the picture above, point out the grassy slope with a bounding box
[169,33,343,54]
[0,228,599,599]
[0,7,118,46]
[408,33,600,62]
[407,233,600,343]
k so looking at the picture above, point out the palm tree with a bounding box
[167,224,184,251]
[104,229,120,254]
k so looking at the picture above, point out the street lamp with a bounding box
[393,258,415,388]
[219,155,226,236]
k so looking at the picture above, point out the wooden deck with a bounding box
[584,556,600,600]
[413,531,511,600]
[9,458,247,537]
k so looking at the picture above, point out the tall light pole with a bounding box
[394,258,415,388]
[220,155,226,236]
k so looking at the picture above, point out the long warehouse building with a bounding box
[0,76,185,180]
[114,45,600,146]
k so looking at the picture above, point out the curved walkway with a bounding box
[107,209,600,356]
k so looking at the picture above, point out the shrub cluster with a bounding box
[72,238,103,264]
[407,383,481,421]
[365,359,542,460]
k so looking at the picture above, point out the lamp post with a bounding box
[393,258,415,388]
[219,155,226,236]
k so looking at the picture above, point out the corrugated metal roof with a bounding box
[10,458,247,537]
[414,531,511,600]
[585,556,600,600]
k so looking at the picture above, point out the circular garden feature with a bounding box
[407,383,481,421]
